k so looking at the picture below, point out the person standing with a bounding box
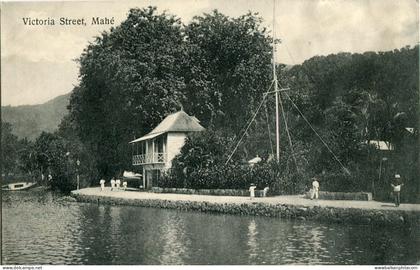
[311,177,320,200]
[263,186,270,197]
[391,174,404,207]
[110,177,116,191]
[249,184,256,200]
[99,179,106,191]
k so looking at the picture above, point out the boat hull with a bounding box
[2,182,37,191]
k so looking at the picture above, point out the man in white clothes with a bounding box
[110,178,116,191]
[99,179,106,191]
[249,184,256,200]
[311,177,320,200]
[391,174,404,207]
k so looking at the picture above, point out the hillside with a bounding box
[2,93,70,141]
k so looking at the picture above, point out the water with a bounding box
[2,190,419,265]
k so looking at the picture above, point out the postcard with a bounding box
[1,0,419,266]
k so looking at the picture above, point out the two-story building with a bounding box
[129,110,205,189]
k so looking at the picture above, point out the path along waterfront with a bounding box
[73,187,420,212]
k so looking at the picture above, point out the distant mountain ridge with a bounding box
[2,93,71,141]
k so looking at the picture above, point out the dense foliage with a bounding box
[159,130,308,194]
[3,7,418,198]
[68,7,274,178]
[181,11,272,129]
[68,7,186,178]
[1,118,98,193]
[279,47,419,200]
[163,47,419,201]
[2,122,22,178]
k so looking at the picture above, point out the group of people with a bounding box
[309,174,404,207]
[99,178,128,191]
[96,172,404,207]
[248,184,269,199]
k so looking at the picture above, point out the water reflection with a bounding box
[2,190,83,264]
[247,219,258,263]
[297,225,322,263]
[2,191,420,265]
[159,212,190,264]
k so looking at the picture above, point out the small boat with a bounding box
[123,171,142,179]
[2,182,37,191]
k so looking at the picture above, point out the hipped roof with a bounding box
[130,111,205,143]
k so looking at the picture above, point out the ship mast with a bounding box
[226,0,350,175]
[272,0,280,162]
[224,0,287,165]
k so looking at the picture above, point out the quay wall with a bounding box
[71,192,420,228]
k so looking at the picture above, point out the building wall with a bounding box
[143,164,165,189]
[137,132,190,188]
[166,132,187,169]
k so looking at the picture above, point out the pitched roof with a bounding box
[130,111,205,143]
[150,110,205,134]
[129,132,165,143]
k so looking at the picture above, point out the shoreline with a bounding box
[71,187,420,227]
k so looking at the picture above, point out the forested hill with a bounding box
[285,46,418,128]
[1,93,70,141]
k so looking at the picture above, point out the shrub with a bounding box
[158,160,309,195]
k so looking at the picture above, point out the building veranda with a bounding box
[130,110,205,189]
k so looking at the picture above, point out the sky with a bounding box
[1,0,419,106]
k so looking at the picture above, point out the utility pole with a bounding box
[272,0,280,162]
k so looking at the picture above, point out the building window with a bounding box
[154,136,165,153]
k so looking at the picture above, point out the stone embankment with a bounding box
[71,188,420,228]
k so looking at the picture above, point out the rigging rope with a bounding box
[264,100,275,156]
[277,83,300,174]
[225,82,274,165]
[226,19,350,175]
[283,91,351,175]
[227,81,275,154]
[275,25,351,176]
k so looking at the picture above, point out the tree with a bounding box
[29,130,98,193]
[69,7,186,177]
[1,121,20,177]
[69,8,275,177]
[280,45,418,197]
[65,6,418,200]
[182,11,273,131]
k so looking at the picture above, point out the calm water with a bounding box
[2,189,419,265]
